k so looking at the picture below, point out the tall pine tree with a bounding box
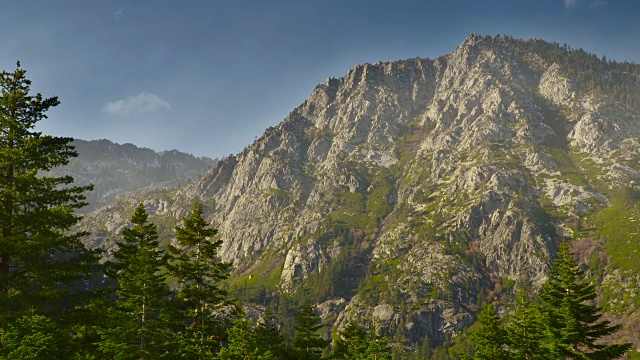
[98,203,173,359]
[538,242,631,359]
[469,243,631,359]
[333,321,392,360]
[292,304,330,360]
[217,317,276,360]
[333,321,368,359]
[168,201,233,358]
[0,62,99,325]
[504,290,551,360]
[255,309,289,359]
[468,304,511,360]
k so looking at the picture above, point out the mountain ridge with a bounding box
[50,138,216,212]
[79,34,640,352]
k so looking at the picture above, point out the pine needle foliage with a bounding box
[0,62,99,324]
[217,317,276,360]
[0,314,72,359]
[333,321,392,360]
[470,242,631,359]
[98,203,173,359]
[167,201,233,358]
[255,309,289,359]
[504,290,552,360]
[538,242,631,359]
[468,304,511,360]
[292,304,330,360]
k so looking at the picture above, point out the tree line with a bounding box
[488,34,640,109]
[0,63,633,359]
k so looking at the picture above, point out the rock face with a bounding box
[51,139,215,212]
[80,35,640,349]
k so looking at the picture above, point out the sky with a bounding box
[0,0,638,158]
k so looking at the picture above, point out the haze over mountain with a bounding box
[79,34,640,352]
[49,139,215,212]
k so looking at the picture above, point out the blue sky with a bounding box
[1,0,638,158]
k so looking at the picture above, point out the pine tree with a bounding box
[333,321,392,360]
[333,321,368,359]
[217,317,276,360]
[255,309,289,359]
[97,203,173,359]
[0,314,72,359]
[469,304,511,360]
[504,290,551,360]
[0,62,99,324]
[416,336,432,360]
[167,201,233,358]
[362,325,392,360]
[292,304,330,360]
[538,242,631,359]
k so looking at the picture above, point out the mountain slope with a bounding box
[51,139,215,212]
[80,34,640,352]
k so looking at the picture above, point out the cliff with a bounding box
[79,34,640,351]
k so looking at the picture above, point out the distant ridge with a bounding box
[50,138,216,212]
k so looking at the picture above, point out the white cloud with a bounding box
[588,0,607,8]
[113,7,125,21]
[564,0,578,9]
[103,92,171,117]
[564,0,607,10]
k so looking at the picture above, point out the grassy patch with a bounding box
[544,147,590,187]
[227,257,284,303]
[590,202,640,272]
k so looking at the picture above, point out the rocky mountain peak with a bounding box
[80,35,640,349]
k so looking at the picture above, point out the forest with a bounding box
[0,59,633,359]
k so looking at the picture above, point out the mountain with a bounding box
[79,34,640,353]
[50,139,216,212]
